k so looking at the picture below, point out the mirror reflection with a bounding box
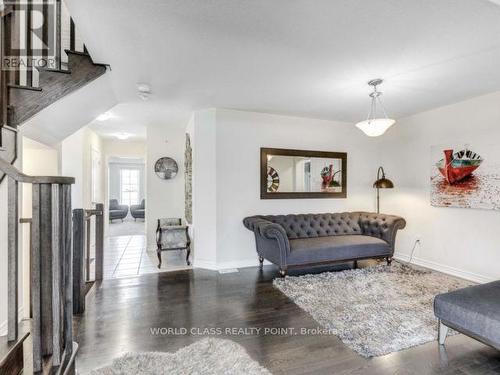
[267,155,343,193]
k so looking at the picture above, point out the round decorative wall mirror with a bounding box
[154,157,178,180]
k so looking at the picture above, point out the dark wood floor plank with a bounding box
[75,262,500,374]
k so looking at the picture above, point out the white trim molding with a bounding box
[194,258,271,271]
[394,252,494,284]
[193,260,218,271]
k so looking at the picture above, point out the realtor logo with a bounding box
[2,0,57,71]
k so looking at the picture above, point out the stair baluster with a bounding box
[0,157,77,374]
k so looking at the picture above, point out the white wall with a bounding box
[83,129,104,209]
[103,139,146,159]
[146,123,186,249]
[61,128,85,208]
[189,110,217,268]
[60,126,105,210]
[192,108,381,269]
[379,91,500,283]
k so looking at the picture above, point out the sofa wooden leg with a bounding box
[438,320,449,345]
[386,257,393,265]
[279,268,287,277]
[157,250,162,269]
[353,260,358,269]
[186,246,191,266]
[258,256,264,267]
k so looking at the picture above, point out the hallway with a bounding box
[103,234,157,278]
[104,224,192,279]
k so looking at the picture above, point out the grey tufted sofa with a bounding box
[243,212,406,276]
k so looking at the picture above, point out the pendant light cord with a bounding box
[367,82,390,121]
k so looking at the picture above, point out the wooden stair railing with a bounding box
[1,0,109,181]
[73,204,104,315]
[0,157,77,374]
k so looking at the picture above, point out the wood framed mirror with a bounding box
[260,148,347,199]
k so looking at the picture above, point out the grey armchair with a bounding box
[156,218,191,268]
[109,199,128,222]
[131,199,145,220]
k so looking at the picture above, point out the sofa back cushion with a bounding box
[261,213,362,239]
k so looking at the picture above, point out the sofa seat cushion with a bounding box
[288,235,390,265]
[434,281,500,348]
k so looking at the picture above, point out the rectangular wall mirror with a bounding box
[261,148,347,199]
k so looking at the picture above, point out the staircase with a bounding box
[0,1,109,373]
[0,0,109,181]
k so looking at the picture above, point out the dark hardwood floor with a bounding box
[75,261,500,374]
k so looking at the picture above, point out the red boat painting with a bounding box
[436,148,483,185]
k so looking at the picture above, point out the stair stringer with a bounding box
[8,50,108,127]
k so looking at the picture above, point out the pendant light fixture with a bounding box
[355,79,395,137]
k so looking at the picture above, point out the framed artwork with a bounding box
[431,143,500,210]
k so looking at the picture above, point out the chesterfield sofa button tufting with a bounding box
[243,212,406,277]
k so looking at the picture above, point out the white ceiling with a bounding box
[67,0,500,125]
[87,102,147,140]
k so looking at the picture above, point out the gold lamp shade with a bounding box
[373,177,394,189]
[373,167,394,213]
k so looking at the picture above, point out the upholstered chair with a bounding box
[130,199,145,220]
[109,199,129,222]
[156,218,191,268]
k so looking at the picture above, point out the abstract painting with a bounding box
[431,143,500,209]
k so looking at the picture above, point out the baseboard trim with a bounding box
[194,258,271,271]
[216,259,272,270]
[394,252,494,284]
[193,260,218,271]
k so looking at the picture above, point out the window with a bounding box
[120,169,140,206]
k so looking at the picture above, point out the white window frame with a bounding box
[120,168,140,206]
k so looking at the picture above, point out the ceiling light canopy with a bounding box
[355,79,395,137]
[137,83,151,101]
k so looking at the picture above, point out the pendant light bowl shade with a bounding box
[355,118,395,137]
[356,79,395,137]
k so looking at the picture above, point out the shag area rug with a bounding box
[91,338,271,375]
[274,262,471,357]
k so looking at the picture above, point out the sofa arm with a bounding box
[243,216,290,258]
[357,212,406,252]
[258,223,289,250]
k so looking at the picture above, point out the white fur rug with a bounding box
[91,338,271,374]
[274,262,471,357]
